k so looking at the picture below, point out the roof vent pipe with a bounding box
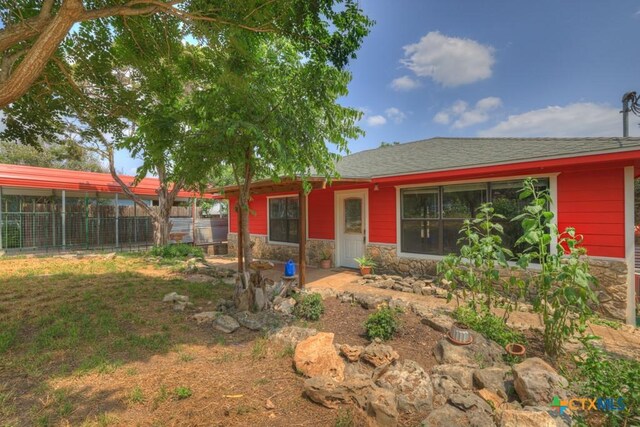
[622,91,639,137]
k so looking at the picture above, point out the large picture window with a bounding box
[400,179,549,256]
[269,197,299,244]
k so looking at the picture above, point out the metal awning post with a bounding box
[299,189,307,287]
[115,193,119,249]
[61,190,66,249]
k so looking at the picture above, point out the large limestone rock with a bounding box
[512,358,568,406]
[294,332,345,381]
[214,315,240,333]
[361,341,400,367]
[270,326,317,348]
[376,360,434,414]
[421,402,496,427]
[433,332,505,367]
[192,311,218,324]
[473,366,514,400]
[304,376,375,409]
[367,388,399,427]
[449,392,493,414]
[340,344,364,362]
[500,407,569,427]
[431,364,474,390]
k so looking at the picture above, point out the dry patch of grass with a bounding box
[0,254,235,426]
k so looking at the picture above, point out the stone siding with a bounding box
[366,243,630,322]
[227,233,335,267]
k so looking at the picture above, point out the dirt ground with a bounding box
[0,254,444,427]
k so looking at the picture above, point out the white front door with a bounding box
[336,190,367,268]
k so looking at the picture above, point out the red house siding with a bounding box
[557,167,626,258]
[228,195,268,235]
[308,189,334,239]
[369,186,397,244]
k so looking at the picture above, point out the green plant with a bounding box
[174,386,192,400]
[293,293,325,321]
[364,306,400,341]
[129,386,145,404]
[354,256,376,269]
[251,337,268,360]
[453,306,526,349]
[437,203,524,319]
[514,178,598,357]
[570,339,640,426]
[148,244,204,259]
[320,249,332,261]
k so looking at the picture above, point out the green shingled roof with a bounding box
[334,137,640,178]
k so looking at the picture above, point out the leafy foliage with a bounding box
[570,340,640,426]
[364,306,400,341]
[514,178,598,357]
[437,203,524,319]
[174,386,192,400]
[354,256,376,268]
[149,244,204,260]
[0,140,106,172]
[453,306,526,349]
[294,293,325,321]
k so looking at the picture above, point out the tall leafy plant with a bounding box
[437,203,524,319]
[514,178,599,357]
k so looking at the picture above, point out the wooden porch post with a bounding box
[191,198,197,245]
[299,189,307,287]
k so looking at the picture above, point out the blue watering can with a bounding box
[284,259,296,277]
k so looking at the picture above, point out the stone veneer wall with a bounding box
[366,243,630,322]
[227,233,335,268]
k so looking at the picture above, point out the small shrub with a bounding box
[364,306,400,341]
[294,293,325,321]
[570,340,640,426]
[453,306,526,349]
[174,386,192,400]
[335,408,355,427]
[149,244,203,259]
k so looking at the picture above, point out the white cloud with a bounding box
[478,102,639,137]
[434,97,502,129]
[390,75,422,91]
[401,31,495,87]
[385,107,407,124]
[366,115,387,127]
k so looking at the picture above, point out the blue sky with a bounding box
[112,0,639,172]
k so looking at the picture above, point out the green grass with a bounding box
[174,386,192,400]
[0,255,234,426]
[251,337,268,360]
[129,387,146,405]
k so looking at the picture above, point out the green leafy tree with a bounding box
[0,139,105,172]
[187,32,368,310]
[0,0,370,109]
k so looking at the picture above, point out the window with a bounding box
[344,198,363,233]
[269,197,299,244]
[400,179,549,256]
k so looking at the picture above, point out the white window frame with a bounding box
[395,174,558,261]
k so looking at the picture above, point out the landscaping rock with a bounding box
[421,403,496,427]
[361,341,400,367]
[273,297,296,315]
[433,332,505,367]
[367,388,399,427]
[420,312,454,334]
[431,364,474,390]
[431,374,463,402]
[388,298,410,312]
[500,408,561,427]
[294,332,345,381]
[192,311,218,324]
[477,388,504,410]
[473,366,514,400]
[163,292,178,302]
[254,288,266,311]
[354,293,386,309]
[234,310,280,331]
[270,326,317,348]
[512,358,568,406]
[304,376,375,409]
[214,315,240,333]
[449,391,493,414]
[376,359,434,413]
[173,301,192,311]
[340,344,364,362]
